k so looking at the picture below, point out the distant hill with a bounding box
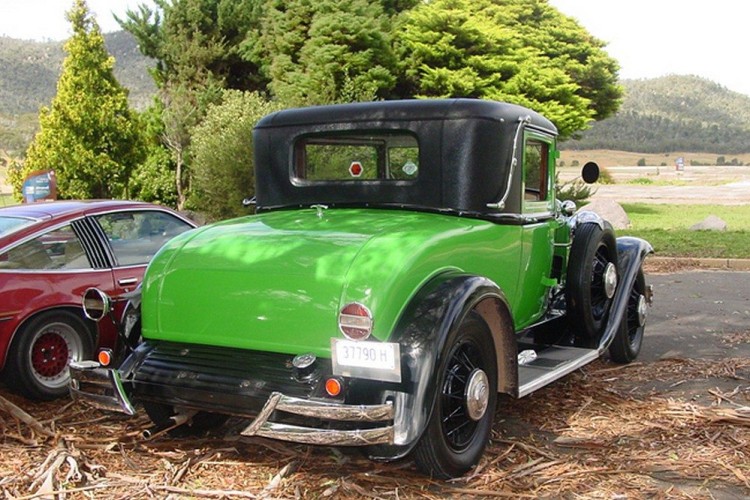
[0,31,155,154]
[0,31,155,114]
[563,75,750,154]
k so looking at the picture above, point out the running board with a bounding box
[517,346,599,398]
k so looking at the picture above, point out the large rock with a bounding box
[577,199,631,229]
[690,215,727,231]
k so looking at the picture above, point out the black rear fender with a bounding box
[368,273,516,460]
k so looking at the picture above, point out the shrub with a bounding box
[189,91,283,222]
[597,167,615,185]
[556,173,595,204]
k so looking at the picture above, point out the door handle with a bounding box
[118,277,138,286]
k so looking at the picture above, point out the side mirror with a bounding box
[581,162,600,184]
[83,288,111,322]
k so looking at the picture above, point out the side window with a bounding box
[95,211,192,267]
[523,137,552,212]
[0,225,91,270]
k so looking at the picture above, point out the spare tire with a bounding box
[566,222,618,344]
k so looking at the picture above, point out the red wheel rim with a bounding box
[31,332,70,378]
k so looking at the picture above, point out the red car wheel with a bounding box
[7,311,93,400]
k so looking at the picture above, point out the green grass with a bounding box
[620,203,750,258]
[624,177,737,187]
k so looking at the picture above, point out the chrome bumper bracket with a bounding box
[69,361,136,416]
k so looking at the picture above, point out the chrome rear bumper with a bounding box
[68,360,136,415]
[69,361,394,446]
[241,392,394,446]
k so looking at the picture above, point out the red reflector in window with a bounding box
[349,161,363,177]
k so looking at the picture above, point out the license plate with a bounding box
[331,338,401,383]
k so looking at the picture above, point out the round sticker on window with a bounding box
[402,160,418,176]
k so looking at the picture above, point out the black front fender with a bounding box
[598,236,653,351]
[367,273,516,461]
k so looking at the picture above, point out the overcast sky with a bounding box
[547,0,750,96]
[1,0,749,97]
[0,0,145,41]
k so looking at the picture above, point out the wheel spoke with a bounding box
[445,418,472,439]
[442,405,465,424]
[457,350,476,373]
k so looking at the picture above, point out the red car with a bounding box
[0,200,195,400]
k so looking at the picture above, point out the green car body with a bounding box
[71,99,652,479]
[144,208,560,354]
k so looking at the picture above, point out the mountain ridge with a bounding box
[563,75,750,154]
[0,31,155,115]
[2,35,750,155]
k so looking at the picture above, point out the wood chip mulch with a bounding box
[1,350,748,499]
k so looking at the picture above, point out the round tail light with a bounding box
[338,302,373,340]
[98,349,113,367]
[325,377,343,397]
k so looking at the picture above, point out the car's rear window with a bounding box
[0,216,35,237]
[294,132,419,182]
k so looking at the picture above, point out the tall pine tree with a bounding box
[21,0,143,200]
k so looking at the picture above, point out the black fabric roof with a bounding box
[253,99,557,216]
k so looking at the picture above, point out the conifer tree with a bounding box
[20,0,143,200]
[258,0,397,105]
[395,0,622,138]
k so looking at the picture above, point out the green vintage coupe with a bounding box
[71,99,652,478]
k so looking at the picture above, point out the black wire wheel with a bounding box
[566,222,618,344]
[609,269,648,363]
[413,313,497,479]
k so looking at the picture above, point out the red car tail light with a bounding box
[338,302,373,340]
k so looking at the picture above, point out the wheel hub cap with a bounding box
[603,262,617,299]
[637,294,648,326]
[32,332,69,378]
[465,368,490,421]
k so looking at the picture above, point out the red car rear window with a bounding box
[0,216,35,237]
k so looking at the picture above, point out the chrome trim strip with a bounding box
[276,395,394,421]
[487,114,531,210]
[242,392,281,435]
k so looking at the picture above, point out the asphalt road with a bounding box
[642,270,750,362]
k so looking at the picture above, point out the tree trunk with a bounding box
[175,147,186,210]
